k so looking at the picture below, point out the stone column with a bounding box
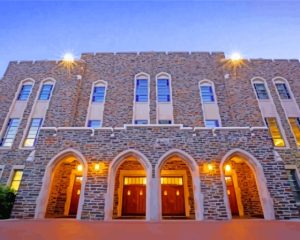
[148,177,160,221]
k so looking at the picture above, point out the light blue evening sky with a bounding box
[0,0,300,76]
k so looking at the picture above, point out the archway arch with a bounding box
[35,148,88,220]
[104,149,152,220]
[155,149,203,220]
[220,148,275,220]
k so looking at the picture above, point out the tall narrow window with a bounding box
[200,86,215,103]
[92,86,106,102]
[265,118,285,147]
[17,84,33,101]
[205,120,219,128]
[254,83,269,100]
[157,79,170,102]
[38,84,53,100]
[275,83,291,100]
[288,118,300,147]
[0,118,20,147]
[10,170,23,192]
[88,120,102,128]
[23,118,43,147]
[288,169,300,202]
[136,79,148,102]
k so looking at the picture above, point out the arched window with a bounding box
[17,80,34,101]
[252,79,269,100]
[38,80,55,101]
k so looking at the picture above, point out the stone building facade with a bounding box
[0,52,299,221]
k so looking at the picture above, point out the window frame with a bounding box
[205,119,219,128]
[23,118,43,148]
[156,74,172,103]
[265,117,286,147]
[134,120,148,125]
[92,86,106,103]
[38,84,54,100]
[0,118,21,148]
[88,120,102,128]
[158,120,172,125]
[7,165,24,192]
[200,85,215,103]
[285,166,300,203]
[135,78,149,103]
[253,82,269,100]
[17,84,33,101]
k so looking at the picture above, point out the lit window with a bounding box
[38,84,53,100]
[288,118,300,147]
[88,120,102,128]
[0,118,20,147]
[265,118,285,147]
[17,85,33,101]
[92,86,106,102]
[254,83,269,100]
[288,169,300,202]
[205,120,219,128]
[200,85,215,103]
[158,120,172,124]
[23,118,43,147]
[134,120,148,124]
[157,79,171,102]
[10,170,23,192]
[275,83,291,99]
[136,79,148,102]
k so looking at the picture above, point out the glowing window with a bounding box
[136,79,148,102]
[17,85,33,101]
[288,118,300,147]
[160,177,183,185]
[10,170,23,192]
[0,118,20,147]
[254,83,269,100]
[23,118,43,147]
[275,83,291,99]
[265,118,285,147]
[38,84,53,100]
[124,177,146,185]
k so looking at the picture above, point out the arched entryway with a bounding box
[35,148,88,220]
[156,149,203,220]
[220,149,275,220]
[104,150,152,221]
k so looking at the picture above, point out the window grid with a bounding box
[200,85,215,103]
[136,79,148,102]
[288,169,300,202]
[0,118,20,147]
[254,83,269,100]
[10,170,23,192]
[134,120,148,124]
[265,118,285,147]
[157,79,171,102]
[17,85,33,101]
[288,118,300,147]
[88,120,102,128]
[23,118,43,147]
[92,86,105,102]
[205,120,219,128]
[275,83,291,99]
[38,84,53,100]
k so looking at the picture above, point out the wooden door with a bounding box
[122,185,146,216]
[69,176,82,216]
[225,176,239,216]
[161,185,185,216]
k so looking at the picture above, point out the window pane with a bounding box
[288,118,300,147]
[88,120,102,128]
[288,170,300,202]
[200,86,215,103]
[205,120,219,128]
[38,84,53,100]
[254,83,269,100]
[23,118,43,147]
[157,79,170,102]
[135,120,148,124]
[136,79,148,102]
[158,120,172,124]
[92,86,105,102]
[265,118,285,147]
[17,85,33,101]
[10,170,23,192]
[275,83,291,99]
[0,119,20,147]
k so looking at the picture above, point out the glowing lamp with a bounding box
[207,163,213,171]
[225,164,231,172]
[94,163,100,171]
[77,164,83,172]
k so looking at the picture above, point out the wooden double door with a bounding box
[161,184,185,216]
[225,176,239,216]
[122,185,146,216]
[69,176,82,216]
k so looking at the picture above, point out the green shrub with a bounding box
[0,185,16,219]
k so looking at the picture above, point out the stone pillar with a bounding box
[148,177,160,221]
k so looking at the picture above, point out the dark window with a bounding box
[136,79,148,102]
[38,84,53,100]
[275,83,291,99]
[92,86,106,102]
[254,83,269,99]
[157,79,170,102]
[0,118,20,147]
[24,118,43,147]
[205,120,219,128]
[88,120,102,128]
[17,85,33,101]
[288,169,300,202]
[200,85,215,102]
[134,120,148,124]
[158,120,172,124]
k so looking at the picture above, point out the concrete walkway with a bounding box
[0,219,300,240]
